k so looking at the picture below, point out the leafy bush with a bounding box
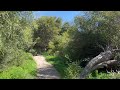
[87,70,120,79]
[64,61,82,79]
[87,70,108,79]
[0,11,34,70]
[0,53,36,79]
[44,53,82,79]
[21,53,37,76]
[33,16,62,54]
[0,66,28,79]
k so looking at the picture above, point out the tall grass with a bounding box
[43,53,82,79]
[64,61,82,79]
[43,52,120,79]
[45,55,67,78]
[87,70,120,79]
[0,53,36,79]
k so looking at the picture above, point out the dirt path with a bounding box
[33,55,60,79]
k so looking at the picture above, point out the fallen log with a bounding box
[91,60,118,72]
[80,49,120,79]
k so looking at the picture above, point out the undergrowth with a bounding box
[0,53,36,79]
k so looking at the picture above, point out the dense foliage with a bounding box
[1,11,120,79]
[33,16,62,54]
[0,53,36,79]
[0,11,35,75]
[62,11,120,67]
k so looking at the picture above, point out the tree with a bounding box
[60,22,71,34]
[33,16,62,54]
[0,11,34,70]
[74,11,120,78]
[64,11,120,66]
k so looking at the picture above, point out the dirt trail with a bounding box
[33,56,60,79]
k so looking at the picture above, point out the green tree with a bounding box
[33,16,62,54]
[48,21,76,55]
[0,11,34,70]
[65,11,120,67]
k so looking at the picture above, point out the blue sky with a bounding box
[33,11,84,22]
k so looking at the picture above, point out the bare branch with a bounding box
[91,60,118,71]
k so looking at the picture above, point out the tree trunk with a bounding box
[91,60,118,71]
[79,49,120,79]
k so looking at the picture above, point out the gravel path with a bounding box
[33,56,60,79]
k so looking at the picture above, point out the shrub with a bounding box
[44,54,67,78]
[0,11,34,70]
[21,53,37,76]
[64,61,82,79]
[87,70,120,79]
[0,66,28,79]
[0,53,36,79]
